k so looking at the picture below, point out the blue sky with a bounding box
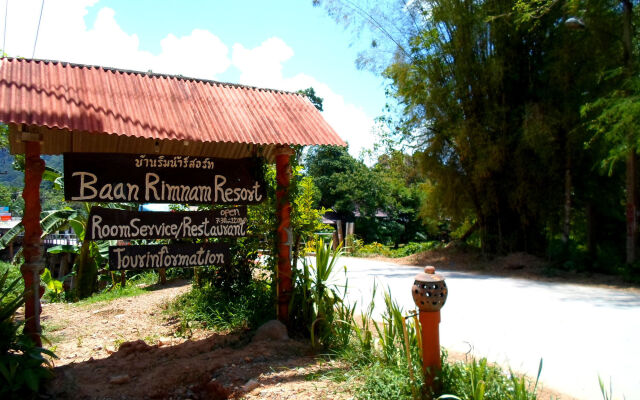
[1,0,389,157]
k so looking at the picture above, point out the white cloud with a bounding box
[1,0,229,79]
[0,1,376,156]
[232,37,294,87]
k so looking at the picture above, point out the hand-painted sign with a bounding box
[64,153,265,205]
[86,206,248,240]
[108,243,230,271]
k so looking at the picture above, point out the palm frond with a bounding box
[0,222,24,250]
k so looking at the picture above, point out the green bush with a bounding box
[0,262,21,306]
[353,241,441,258]
[169,278,273,334]
[391,241,441,258]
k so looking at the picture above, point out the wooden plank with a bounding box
[108,243,230,271]
[86,206,247,240]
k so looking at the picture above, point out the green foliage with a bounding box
[0,270,57,398]
[309,239,344,349]
[305,145,360,211]
[0,262,21,306]
[40,268,65,302]
[306,147,428,247]
[583,74,640,174]
[292,174,329,245]
[290,238,347,348]
[355,363,419,400]
[0,183,23,214]
[315,0,640,278]
[297,87,324,111]
[169,278,273,334]
[353,240,441,258]
[440,354,541,400]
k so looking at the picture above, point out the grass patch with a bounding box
[168,279,274,335]
[75,271,158,306]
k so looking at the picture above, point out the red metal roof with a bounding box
[0,58,346,147]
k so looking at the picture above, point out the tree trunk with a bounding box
[626,150,636,264]
[562,153,572,250]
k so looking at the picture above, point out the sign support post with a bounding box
[21,139,45,346]
[275,146,294,324]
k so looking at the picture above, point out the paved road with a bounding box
[320,257,640,400]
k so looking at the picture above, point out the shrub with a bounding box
[169,278,273,334]
[0,270,57,398]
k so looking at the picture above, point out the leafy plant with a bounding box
[0,270,57,398]
[169,278,273,335]
[41,267,73,302]
[297,238,345,349]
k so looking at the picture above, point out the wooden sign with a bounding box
[109,243,230,271]
[64,153,266,205]
[86,206,247,240]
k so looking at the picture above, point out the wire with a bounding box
[2,0,8,55]
[32,0,45,58]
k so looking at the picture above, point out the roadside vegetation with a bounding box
[168,239,542,399]
[1,266,56,399]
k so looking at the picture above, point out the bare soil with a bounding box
[39,247,597,400]
[42,280,354,400]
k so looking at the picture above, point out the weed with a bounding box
[113,336,126,350]
[598,375,626,400]
[143,334,159,345]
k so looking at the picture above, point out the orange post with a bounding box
[275,146,294,323]
[412,266,448,394]
[419,310,442,387]
[21,140,45,346]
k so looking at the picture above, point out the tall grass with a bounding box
[326,283,541,400]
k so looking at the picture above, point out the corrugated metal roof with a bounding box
[0,58,346,149]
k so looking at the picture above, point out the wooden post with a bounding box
[20,140,45,346]
[275,146,294,323]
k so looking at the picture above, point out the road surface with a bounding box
[319,256,640,400]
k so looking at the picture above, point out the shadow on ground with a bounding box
[46,332,338,400]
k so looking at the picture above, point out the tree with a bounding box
[318,0,634,260]
[305,145,359,211]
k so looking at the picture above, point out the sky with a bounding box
[0,0,389,159]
